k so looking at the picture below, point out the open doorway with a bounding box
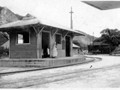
[42,32,50,58]
[65,36,71,57]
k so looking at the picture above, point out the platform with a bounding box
[0,55,97,74]
[0,55,93,69]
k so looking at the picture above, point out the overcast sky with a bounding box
[0,0,120,37]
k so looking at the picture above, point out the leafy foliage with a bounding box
[89,28,120,54]
[94,28,120,46]
[0,47,9,57]
[0,32,8,46]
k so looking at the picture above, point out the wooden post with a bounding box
[33,26,45,58]
[36,33,41,58]
[50,29,58,57]
[70,35,73,56]
[50,31,53,57]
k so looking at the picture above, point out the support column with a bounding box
[70,35,74,56]
[36,33,41,58]
[33,26,45,58]
[50,29,58,57]
[50,32,54,57]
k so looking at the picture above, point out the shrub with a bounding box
[0,47,9,57]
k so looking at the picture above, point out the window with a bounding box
[55,34,61,44]
[17,32,29,44]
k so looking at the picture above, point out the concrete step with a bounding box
[0,56,86,68]
[0,56,97,74]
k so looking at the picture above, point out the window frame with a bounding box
[16,31,30,45]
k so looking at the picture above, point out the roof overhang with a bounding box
[0,18,84,36]
[83,1,120,10]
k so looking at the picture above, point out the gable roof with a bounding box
[0,18,84,36]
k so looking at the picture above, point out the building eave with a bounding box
[0,18,84,36]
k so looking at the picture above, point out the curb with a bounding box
[0,56,100,75]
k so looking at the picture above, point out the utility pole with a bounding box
[69,7,74,29]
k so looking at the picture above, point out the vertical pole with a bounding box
[69,7,74,57]
[33,26,43,59]
[37,33,40,58]
[70,35,73,56]
[70,7,74,29]
[50,30,53,58]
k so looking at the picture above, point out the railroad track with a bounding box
[0,57,102,88]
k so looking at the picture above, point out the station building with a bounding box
[0,18,83,59]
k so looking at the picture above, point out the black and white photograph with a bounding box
[0,0,120,89]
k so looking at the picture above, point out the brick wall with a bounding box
[9,27,37,59]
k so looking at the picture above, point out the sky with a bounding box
[0,0,120,37]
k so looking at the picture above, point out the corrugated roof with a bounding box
[0,18,84,36]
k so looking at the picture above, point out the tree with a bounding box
[91,28,120,54]
[95,28,120,46]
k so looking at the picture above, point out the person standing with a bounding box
[52,42,58,58]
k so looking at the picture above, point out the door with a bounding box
[42,32,50,58]
[65,36,71,57]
